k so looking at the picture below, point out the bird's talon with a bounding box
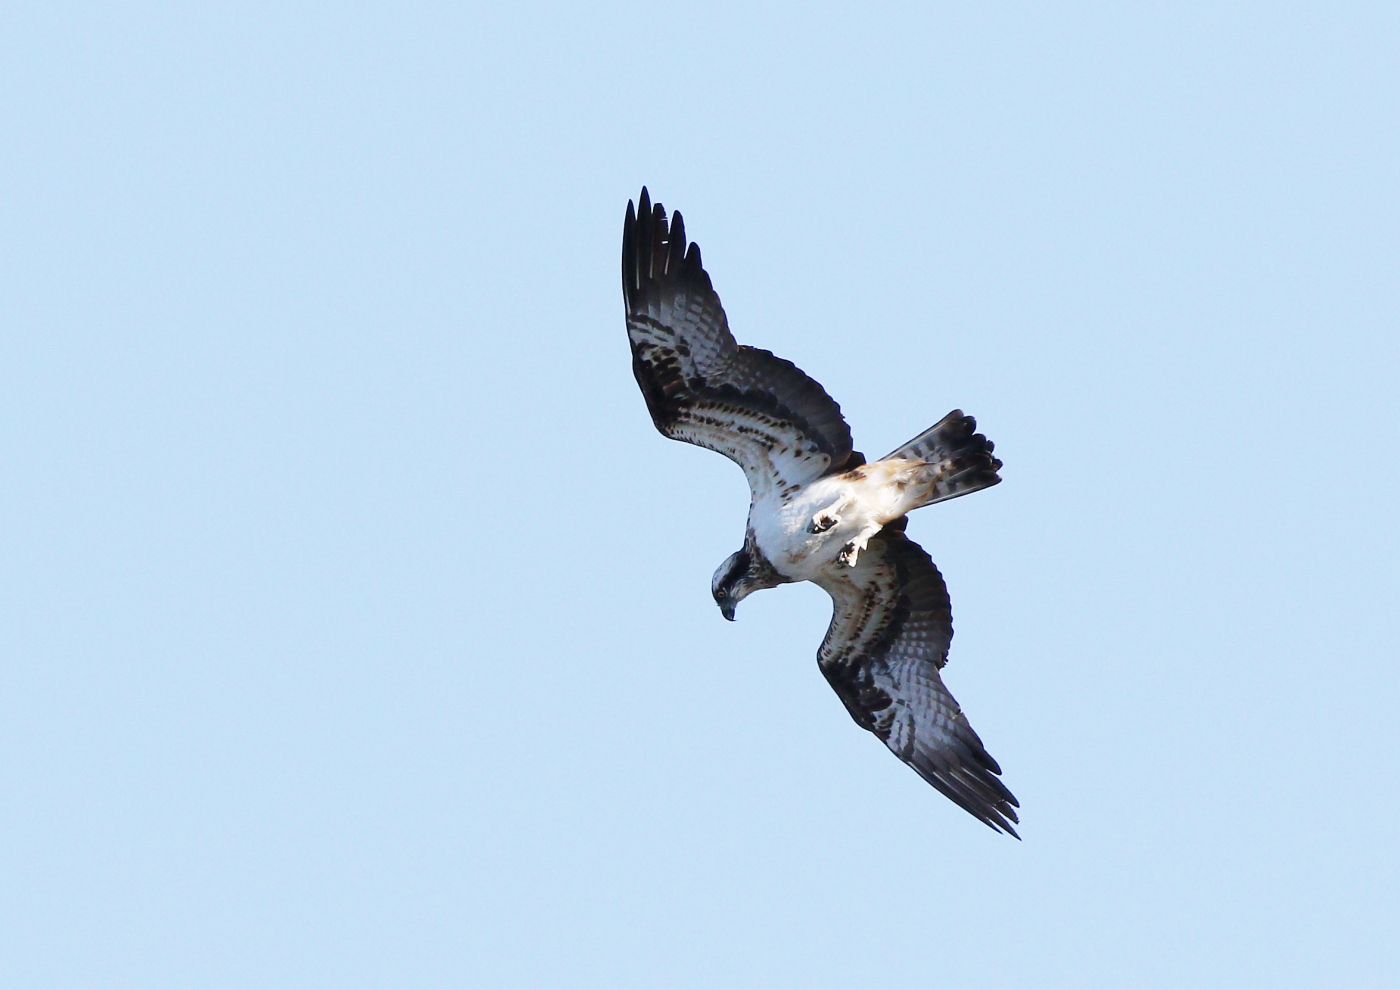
[809,512,839,534]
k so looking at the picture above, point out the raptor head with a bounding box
[711,549,752,621]
[711,546,787,621]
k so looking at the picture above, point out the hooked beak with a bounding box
[719,599,736,622]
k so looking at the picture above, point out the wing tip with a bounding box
[622,186,714,316]
[939,767,1022,838]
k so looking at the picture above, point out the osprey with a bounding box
[622,189,1019,837]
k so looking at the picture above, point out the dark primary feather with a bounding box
[622,188,863,493]
[816,527,1020,836]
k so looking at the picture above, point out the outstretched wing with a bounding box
[815,524,1020,836]
[622,188,862,496]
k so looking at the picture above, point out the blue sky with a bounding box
[2,2,1397,986]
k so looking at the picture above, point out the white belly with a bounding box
[748,461,923,582]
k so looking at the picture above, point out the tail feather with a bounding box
[883,409,1002,507]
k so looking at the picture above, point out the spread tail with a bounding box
[882,409,1002,507]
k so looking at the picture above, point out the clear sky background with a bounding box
[3,3,1397,987]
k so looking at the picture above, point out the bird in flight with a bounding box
[622,189,1019,837]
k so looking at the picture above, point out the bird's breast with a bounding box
[749,479,873,582]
